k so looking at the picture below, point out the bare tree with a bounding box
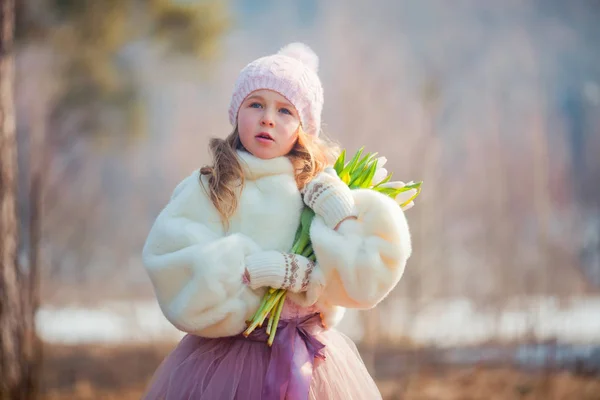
[1,0,39,398]
[15,0,228,293]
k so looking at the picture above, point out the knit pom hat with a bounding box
[228,43,324,136]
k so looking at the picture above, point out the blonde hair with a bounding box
[200,127,338,229]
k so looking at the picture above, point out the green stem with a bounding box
[265,290,285,323]
[259,290,283,327]
[292,231,310,255]
[301,243,313,258]
[268,291,287,346]
[248,290,271,324]
[244,290,283,336]
[266,304,276,335]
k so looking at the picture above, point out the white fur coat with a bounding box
[142,150,412,338]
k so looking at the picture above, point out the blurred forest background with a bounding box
[2,0,600,399]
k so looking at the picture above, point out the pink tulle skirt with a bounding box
[143,313,381,400]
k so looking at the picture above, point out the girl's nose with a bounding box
[260,113,275,128]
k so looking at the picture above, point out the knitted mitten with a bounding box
[302,168,356,229]
[244,251,317,293]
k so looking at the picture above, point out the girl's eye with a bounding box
[279,107,292,115]
[249,102,262,108]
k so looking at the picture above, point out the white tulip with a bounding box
[400,201,414,211]
[395,188,418,206]
[376,156,388,168]
[372,167,388,186]
[377,181,406,189]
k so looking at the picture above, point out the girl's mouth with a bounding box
[256,132,274,142]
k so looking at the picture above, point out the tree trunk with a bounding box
[1,0,39,398]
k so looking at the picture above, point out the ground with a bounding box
[40,342,600,400]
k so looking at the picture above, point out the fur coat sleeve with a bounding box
[142,171,264,338]
[311,189,412,309]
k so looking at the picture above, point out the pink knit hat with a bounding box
[228,43,324,136]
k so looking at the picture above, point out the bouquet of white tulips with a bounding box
[244,147,422,345]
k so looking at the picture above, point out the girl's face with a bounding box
[237,89,300,159]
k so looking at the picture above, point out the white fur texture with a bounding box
[142,151,412,337]
[311,190,412,310]
[278,42,319,72]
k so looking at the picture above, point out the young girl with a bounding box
[142,43,413,400]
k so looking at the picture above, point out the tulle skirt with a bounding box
[143,314,381,400]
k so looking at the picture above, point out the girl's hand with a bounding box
[244,251,317,293]
[302,168,356,229]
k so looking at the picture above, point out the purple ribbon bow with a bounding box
[243,313,326,400]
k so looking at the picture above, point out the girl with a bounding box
[142,43,414,400]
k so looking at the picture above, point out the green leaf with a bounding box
[375,187,401,198]
[333,149,346,175]
[353,152,375,175]
[340,147,364,183]
[350,158,378,189]
[404,181,423,190]
[349,167,367,187]
[396,181,423,192]
[339,169,351,185]
[359,159,379,188]
[349,152,377,186]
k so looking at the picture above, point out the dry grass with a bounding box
[40,342,173,400]
[379,367,600,400]
[40,342,600,400]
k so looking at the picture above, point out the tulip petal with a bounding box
[372,167,388,185]
[401,201,414,211]
[378,181,406,190]
[395,188,418,205]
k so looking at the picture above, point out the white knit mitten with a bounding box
[244,251,317,293]
[286,266,325,307]
[302,168,356,229]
